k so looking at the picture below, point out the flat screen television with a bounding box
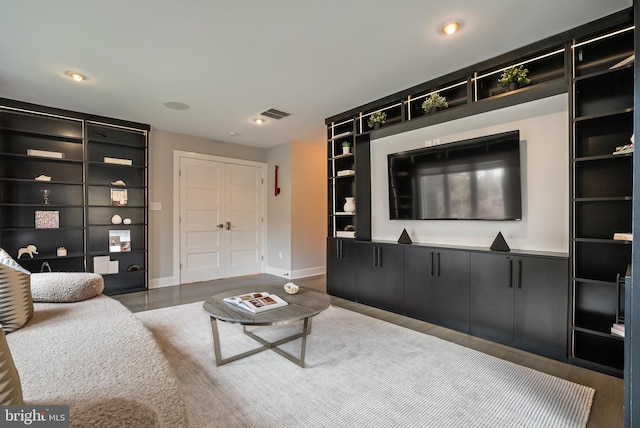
[388,130,522,220]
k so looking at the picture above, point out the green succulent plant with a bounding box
[341,141,351,147]
[367,111,387,128]
[498,65,531,89]
[421,93,448,114]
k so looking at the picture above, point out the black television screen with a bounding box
[388,130,522,220]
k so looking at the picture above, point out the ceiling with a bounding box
[0,1,632,148]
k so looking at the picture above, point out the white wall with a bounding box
[370,94,569,253]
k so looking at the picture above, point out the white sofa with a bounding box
[6,293,189,427]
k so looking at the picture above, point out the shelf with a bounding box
[574,152,633,162]
[328,132,353,142]
[574,107,634,123]
[573,326,624,341]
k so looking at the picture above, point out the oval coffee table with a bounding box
[203,285,330,368]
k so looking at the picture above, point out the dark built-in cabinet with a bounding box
[570,24,634,376]
[0,100,149,295]
[403,246,470,332]
[327,238,569,362]
[469,252,568,361]
[354,242,403,313]
[325,9,633,376]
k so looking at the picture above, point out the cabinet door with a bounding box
[326,238,356,301]
[355,243,403,312]
[404,247,470,332]
[470,252,514,344]
[514,256,568,360]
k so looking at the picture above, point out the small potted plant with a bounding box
[341,141,352,155]
[421,93,448,115]
[498,65,531,91]
[367,111,386,129]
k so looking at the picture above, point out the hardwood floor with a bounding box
[113,274,623,428]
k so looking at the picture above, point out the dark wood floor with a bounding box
[113,274,623,428]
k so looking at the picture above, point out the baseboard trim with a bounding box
[291,266,325,279]
[265,266,326,280]
[149,276,179,289]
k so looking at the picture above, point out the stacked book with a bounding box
[611,323,625,338]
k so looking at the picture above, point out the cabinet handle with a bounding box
[430,252,434,276]
[508,259,513,288]
[336,240,342,259]
[377,247,383,268]
[436,252,441,277]
[517,260,523,289]
[373,247,378,267]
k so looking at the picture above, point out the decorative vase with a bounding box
[343,197,356,213]
[342,146,351,155]
[507,82,518,92]
[374,123,380,129]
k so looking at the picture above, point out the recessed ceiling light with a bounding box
[441,21,460,35]
[164,101,190,110]
[65,71,86,81]
[254,118,266,125]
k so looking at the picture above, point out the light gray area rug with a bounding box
[136,302,594,428]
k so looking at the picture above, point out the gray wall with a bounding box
[265,141,327,278]
[149,128,326,286]
[148,128,267,286]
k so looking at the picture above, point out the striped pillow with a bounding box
[0,324,23,405]
[0,249,33,333]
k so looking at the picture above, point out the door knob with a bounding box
[225,221,231,230]
[216,224,224,229]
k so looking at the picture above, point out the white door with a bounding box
[224,163,263,277]
[179,157,263,283]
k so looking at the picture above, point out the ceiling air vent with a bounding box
[260,108,291,120]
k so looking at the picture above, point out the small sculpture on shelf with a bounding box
[41,189,51,204]
[110,180,126,186]
[35,175,51,181]
[17,245,38,259]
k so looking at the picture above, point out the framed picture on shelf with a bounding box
[35,210,59,229]
[109,230,131,252]
[110,188,128,207]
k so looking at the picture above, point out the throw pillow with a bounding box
[31,273,104,303]
[0,248,33,333]
[0,325,23,405]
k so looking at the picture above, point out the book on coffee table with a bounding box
[223,292,288,313]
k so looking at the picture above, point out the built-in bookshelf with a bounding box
[0,99,149,295]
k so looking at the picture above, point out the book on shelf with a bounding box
[104,156,133,166]
[611,322,625,338]
[27,149,64,159]
[223,291,288,313]
[613,232,633,241]
[109,230,131,252]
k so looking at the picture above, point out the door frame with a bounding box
[172,150,267,285]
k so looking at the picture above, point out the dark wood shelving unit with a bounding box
[325,8,634,377]
[570,23,634,377]
[0,100,149,295]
